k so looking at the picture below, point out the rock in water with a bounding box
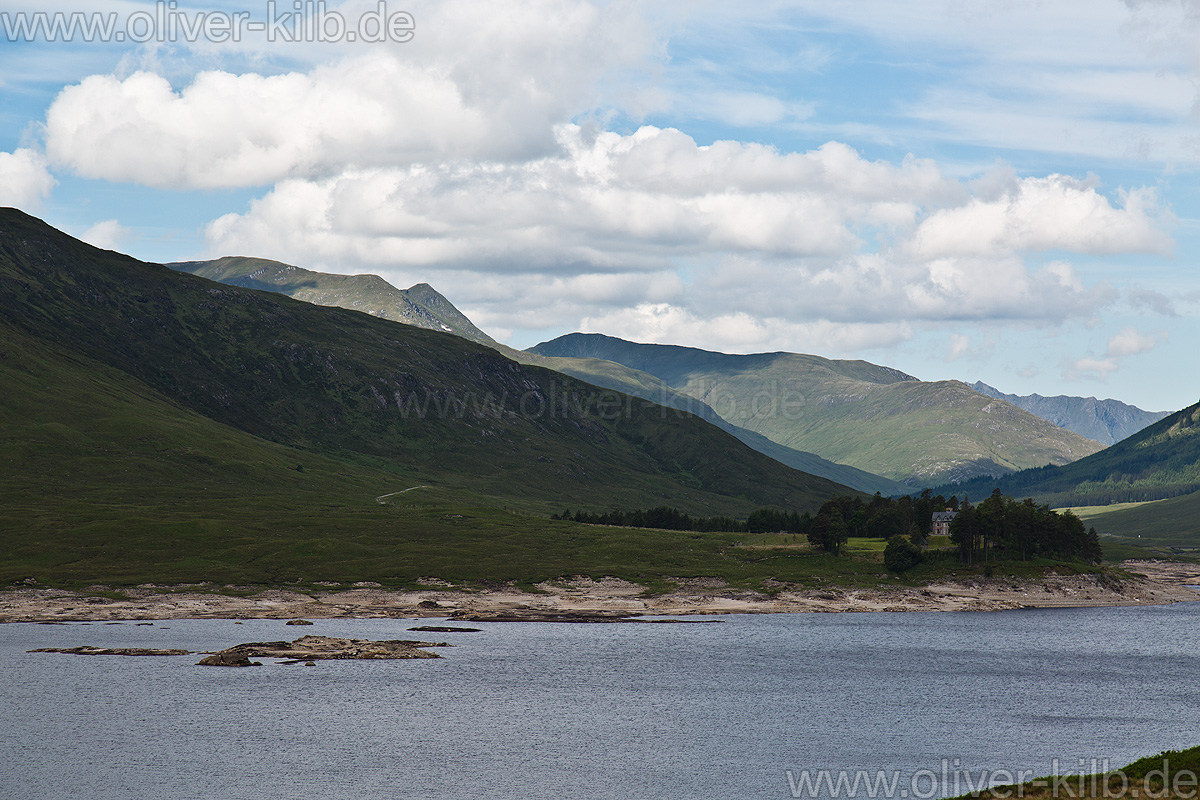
[29,646,192,657]
[199,635,445,664]
[196,651,259,667]
[408,625,482,633]
[285,619,314,625]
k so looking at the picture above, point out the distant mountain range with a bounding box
[172,257,910,496]
[970,382,1168,446]
[532,333,1104,486]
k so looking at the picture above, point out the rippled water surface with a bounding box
[3,604,1198,799]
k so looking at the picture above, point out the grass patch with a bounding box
[950,744,1200,800]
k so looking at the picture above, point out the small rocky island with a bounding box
[30,635,449,666]
[29,646,192,657]
[196,635,448,666]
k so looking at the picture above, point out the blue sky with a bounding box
[1,0,1197,411]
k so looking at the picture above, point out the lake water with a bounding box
[2,604,1198,800]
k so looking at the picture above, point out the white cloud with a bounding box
[1067,356,1119,380]
[41,0,665,189]
[24,0,1185,361]
[44,60,496,189]
[198,125,1161,345]
[1105,325,1160,357]
[0,149,56,209]
[1063,324,1164,382]
[947,334,972,362]
[79,219,131,251]
[579,302,914,355]
[204,127,963,268]
[909,176,1171,258]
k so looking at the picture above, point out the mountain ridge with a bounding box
[531,333,1105,486]
[1,208,857,519]
[170,256,497,345]
[172,256,909,496]
[970,381,1168,446]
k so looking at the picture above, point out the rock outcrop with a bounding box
[29,646,192,657]
[195,635,446,666]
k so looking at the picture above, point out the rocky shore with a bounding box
[2,561,1196,623]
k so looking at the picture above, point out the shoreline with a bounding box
[3,561,1197,623]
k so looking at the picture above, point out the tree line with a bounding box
[555,487,1102,566]
[948,489,1101,564]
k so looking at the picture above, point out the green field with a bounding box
[1062,492,1200,554]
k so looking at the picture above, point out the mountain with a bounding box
[970,382,1168,446]
[3,319,871,588]
[530,333,1105,486]
[932,401,1200,508]
[1,209,856,521]
[170,256,497,345]
[173,257,909,496]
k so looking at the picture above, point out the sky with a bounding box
[1,0,1197,412]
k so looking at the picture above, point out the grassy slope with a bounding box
[173,256,908,495]
[530,333,1103,485]
[0,325,915,588]
[937,402,1200,509]
[953,744,1200,800]
[1070,491,1200,550]
[0,209,858,514]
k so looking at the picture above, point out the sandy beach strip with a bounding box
[2,561,1197,623]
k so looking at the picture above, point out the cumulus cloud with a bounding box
[947,334,972,361]
[80,219,132,251]
[1067,356,1119,380]
[45,60,498,189]
[204,127,962,269]
[35,0,1175,356]
[909,176,1171,258]
[42,0,663,188]
[1063,325,1164,382]
[0,149,56,209]
[1105,325,1160,357]
[195,123,1166,349]
[579,302,914,356]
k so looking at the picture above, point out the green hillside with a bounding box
[174,256,908,495]
[939,402,1200,508]
[0,208,890,586]
[1073,490,1200,550]
[531,333,1103,485]
[0,209,857,510]
[1,323,885,587]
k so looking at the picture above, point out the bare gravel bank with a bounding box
[2,562,1197,623]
